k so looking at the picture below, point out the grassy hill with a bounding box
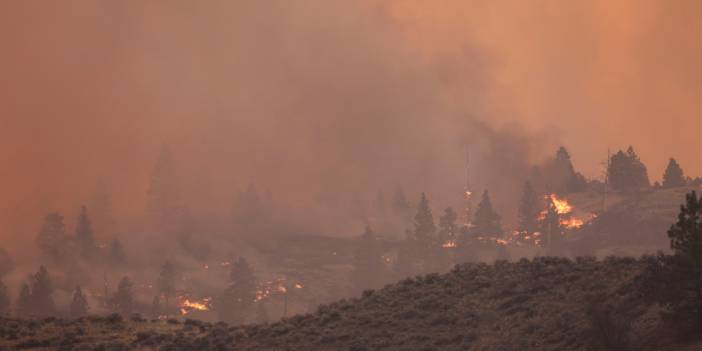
[2,256,700,351]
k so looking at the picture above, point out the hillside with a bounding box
[2,256,700,351]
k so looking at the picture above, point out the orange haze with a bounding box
[1,1,701,246]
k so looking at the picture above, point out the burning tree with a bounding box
[70,286,89,318]
[662,158,686,188]
[75,206,96,261]
[438,207,459,248]
[515,181,541,244]
[540,201,565,255]
[351,225,385,293]
[218,258,257,324]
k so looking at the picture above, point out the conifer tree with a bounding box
[30,266,56,316]
[471,190,502,238]
[540,202,564,255]
[36,213,68,262]
[0,280,10,316]
[75,206,96,261]
[158,261,177,310]
[151,296,162,319]
[0,248,15,278]
[112,277,134,316]
[662,158,686,188]
[553,147,585,193]
[109,239,126,266]
[655,191,702,324]
[391,187,411,221]
[351,225,385,292]
[16,283,31,317]
[412,193,436,255]
[91,178,115,234]
[147,145,180,231]
[608,146,650,192]
[517,181,541,238]
[437,207,458,246]
[70,286,89,318]
[219,258,257,324]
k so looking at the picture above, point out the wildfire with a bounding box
[539,194,597,230]
[442,240,457,248]
[178,296,211,316]
[255,278,304,302]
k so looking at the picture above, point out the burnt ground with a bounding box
[1,256,700,351]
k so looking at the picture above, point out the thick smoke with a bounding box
[2,0,702,250]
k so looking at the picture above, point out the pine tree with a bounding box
[351,225,385,293]
[112,277,134,316]
[391,187,411,221]
[662,158,686,188]
[151,295,162,319]
[0,280,10,316]
[411,193,436,256]
[517,181,541,239]
[218,258,257,324]
[0,248,15,277]
[471,190,502,238]
[70,286,89,318]
[437,207,458,246]
[36,213,68,262]
[653,191,702,325]
[158,261,177,310]
[30,266,56,316]
[608,146,650,192]
[540,201,564,255]
[147,145,181,231]
[75,206,96,261]
[543,147,588,194]
[16,283,31,317]
[109,239,126,266]
[91,178,115,234]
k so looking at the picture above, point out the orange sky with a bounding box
[1,1,701,240]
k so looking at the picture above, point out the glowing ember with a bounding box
[442,240,457,248]
[561,217,584,229]
[294,283,303,289]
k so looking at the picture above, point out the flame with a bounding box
[294,283,303,289]
[546,194,572,214]
[560,217,584,229]
[178,296,211,316]
[442,240,457,248]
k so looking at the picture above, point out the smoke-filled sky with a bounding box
[1,1,701,241]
